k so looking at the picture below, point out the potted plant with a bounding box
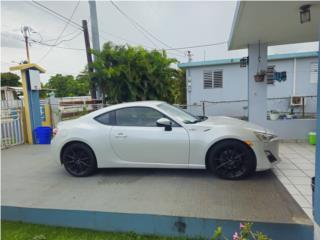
[254,70,266,82]
[270,110,280,120]
[286,108,294,119]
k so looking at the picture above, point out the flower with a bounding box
[240,223,245,229]
[232,232,240,240]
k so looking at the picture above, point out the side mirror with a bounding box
[156,118,172,131]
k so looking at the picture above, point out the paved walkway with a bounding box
[274,142,315,219]
[1,144,311,226]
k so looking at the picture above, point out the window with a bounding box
[94,111,115,125]
[311,62,318,84]
[213,70,223,88]
[115,107,164,127]
[203,71,213,89]
[203,70,223,89]
[157,103,198,124]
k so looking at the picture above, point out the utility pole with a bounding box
[88,0,101,100]
[82,20,96,99]
[22,26,31,63]
[187,50,193,62]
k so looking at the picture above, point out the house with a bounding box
[178,51,318,118]
[1,86,23,109]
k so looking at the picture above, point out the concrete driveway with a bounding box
[1,144,312,226]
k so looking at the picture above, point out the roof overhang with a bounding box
[228,1,320,50]
[178,51,318,68]
[10,63,46,73]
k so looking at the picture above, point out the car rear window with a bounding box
[94,111,115,125]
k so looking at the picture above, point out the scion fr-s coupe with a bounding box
[51,101,280,180]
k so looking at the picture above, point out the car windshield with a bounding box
[157,103,201,124]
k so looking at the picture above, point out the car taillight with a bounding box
[53,128,58,136]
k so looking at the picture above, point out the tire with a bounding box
[61,142,97,177]
[207,140,256,180]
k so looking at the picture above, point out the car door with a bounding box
[109,107,189,166]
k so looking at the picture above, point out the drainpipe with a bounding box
[293,58,297,96]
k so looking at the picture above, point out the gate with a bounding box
[1,108,24,149]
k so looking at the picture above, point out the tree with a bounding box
[91,42,179,104]
[75,73,90,96]
[1,72,21,87]
[45,74,89,97]
[171,68,186,105]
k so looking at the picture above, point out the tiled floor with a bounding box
[274,142,316,219]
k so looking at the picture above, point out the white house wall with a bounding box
[187,57,317,117]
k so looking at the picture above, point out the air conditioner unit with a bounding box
[290,96,304,106]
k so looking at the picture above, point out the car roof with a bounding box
[83,100,166,119]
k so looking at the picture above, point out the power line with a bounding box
[109,1,185,57]
[30,0,83,30]
[37,0,81,63]
[30,40,85,51]
[27,0,185,58]
[42,29,82,43]
[164,41,228,51]
[109,1,159,48]
[98,30,154,49]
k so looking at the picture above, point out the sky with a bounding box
[1,0,319,83]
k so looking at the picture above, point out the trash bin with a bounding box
[34,126,52,144]
[311,177,315,216]
[309,132,317,145]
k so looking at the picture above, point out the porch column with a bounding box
[314,27,320,239]
[248,43,268,124]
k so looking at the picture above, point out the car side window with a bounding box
[115,107,164,127]
[94,111,115,125]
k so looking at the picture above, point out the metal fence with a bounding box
[184,96,317,120]
[1,99,23,109]
[1,108,24,149]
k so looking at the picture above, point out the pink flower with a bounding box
[240,223,245,229]
[233,232,240,240]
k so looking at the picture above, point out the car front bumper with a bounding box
[251,138,280,171]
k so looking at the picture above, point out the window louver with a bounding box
[203,71,213,89]
[213,70,223,88]
[267,66,275,84]
[311,62,318,83]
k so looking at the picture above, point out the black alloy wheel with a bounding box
[207,140,256,180]
[62,142,97,177]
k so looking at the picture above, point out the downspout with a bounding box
[187,68,191,106]
[293,58,297,96]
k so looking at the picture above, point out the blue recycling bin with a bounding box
[34,126,52,144]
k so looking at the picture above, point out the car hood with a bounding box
[195,116,268,133]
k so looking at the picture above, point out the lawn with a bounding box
[1,221,198,240]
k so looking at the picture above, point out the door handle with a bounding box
[115,133,127,139]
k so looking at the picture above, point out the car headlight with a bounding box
[254,131,277,142]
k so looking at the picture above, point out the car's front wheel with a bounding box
[61,142,97,177]
[207,140,256,180]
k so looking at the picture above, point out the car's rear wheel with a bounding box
[207,140,256,180]
[61,142,97,177]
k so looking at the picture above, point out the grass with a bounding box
[1,221,197,240]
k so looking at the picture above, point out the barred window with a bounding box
[203,71,213,89]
